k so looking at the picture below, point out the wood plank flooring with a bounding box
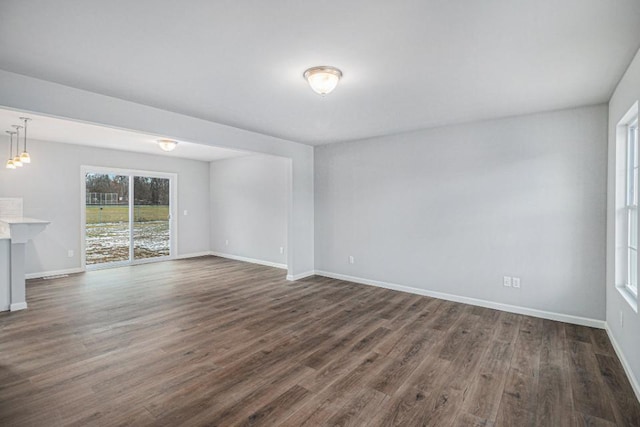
[0,256,638,426]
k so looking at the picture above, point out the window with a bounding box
[616,102,639,311]
[626,117,638,297]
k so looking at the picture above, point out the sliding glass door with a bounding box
[133,177,171,260]
[83,168,175,269]
[85,173,130,265]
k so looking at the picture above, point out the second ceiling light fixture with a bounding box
[304,66,342,95]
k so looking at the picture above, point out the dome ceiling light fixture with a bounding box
[157,139,178,152]
[303,66,342,95]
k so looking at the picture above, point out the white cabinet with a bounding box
[0,218,50,312]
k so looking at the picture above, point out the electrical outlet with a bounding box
[503,276,512,287]
[512,277,521,288]
[183,210,188,216]
[279,247,284,254]
[225,239,229,246]
[349,256,355,264]
[67,250,74,258]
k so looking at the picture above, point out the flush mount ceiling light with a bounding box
[157,139,178,152]
[304,66,342,95]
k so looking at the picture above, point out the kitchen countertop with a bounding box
[0,217,50,240]
[0,217,51,225]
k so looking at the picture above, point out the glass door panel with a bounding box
[133,176,171,260]
[85,173,130,265]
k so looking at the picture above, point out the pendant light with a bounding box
[19,117,31,164]
[5,131,16,169]
[11,125,23,167]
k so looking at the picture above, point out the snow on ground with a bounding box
[86,221,170,265]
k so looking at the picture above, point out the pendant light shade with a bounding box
[6,131,16,169]
[12,125,23,167]
[304,66,342,95]
[19,117,31,163]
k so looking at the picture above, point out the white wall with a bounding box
[0,139,211,275]
[0,70,314,278]
[607,48,640,396]
[210,155,289,267]
[315,105,607,322]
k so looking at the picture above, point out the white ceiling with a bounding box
[0,1,639,145]
[0,108,248,162]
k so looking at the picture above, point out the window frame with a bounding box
[625,117,638,298]
[616,101,639,312]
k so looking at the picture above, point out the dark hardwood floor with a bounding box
[0,256,638,426]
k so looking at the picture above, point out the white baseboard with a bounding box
[10,302,27,311]
[286,271,316,281]
[24,252,282,278]
[314,270,606,329]
[25,267,85,280]
[210,251,287,270]
[605,324,640,402]
[176,251,212,260]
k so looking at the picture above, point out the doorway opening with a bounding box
[81,166,177,269]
